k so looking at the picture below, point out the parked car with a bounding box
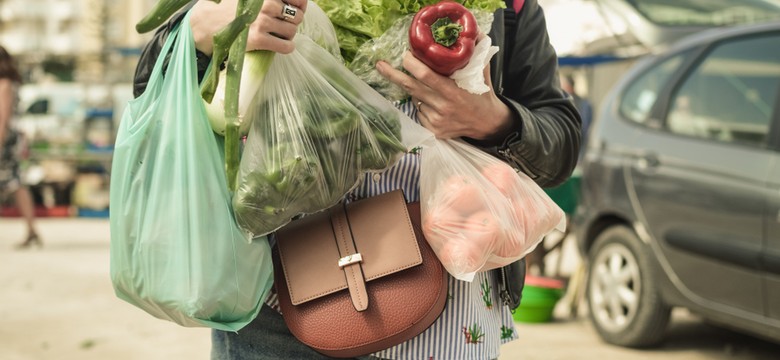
[573,20,780,347]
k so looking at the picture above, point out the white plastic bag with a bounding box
[420,138,566,281]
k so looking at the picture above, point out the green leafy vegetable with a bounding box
[313,0,506,63]
[231,35,409,237]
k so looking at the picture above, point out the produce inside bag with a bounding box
[200,1,343,190]
[233,34,427,238]
[203,1,342,139]
[420,138,566,281]
[348,2,498,101]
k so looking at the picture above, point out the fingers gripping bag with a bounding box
[109,12,273,331]
[233,33,428,237]
[419,138,566,281]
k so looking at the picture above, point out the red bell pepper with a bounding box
[408,1,479,76]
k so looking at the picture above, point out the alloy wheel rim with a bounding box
[589,242,642,333]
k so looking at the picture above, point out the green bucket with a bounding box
[513,280,565,323]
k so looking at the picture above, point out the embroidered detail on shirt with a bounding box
[481,280,493,309]
[501,325,515,340]
[463,323,485,344]
[408,146,423,155]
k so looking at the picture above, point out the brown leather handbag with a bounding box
[272,189,448,358]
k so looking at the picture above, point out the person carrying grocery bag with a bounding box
[128,0,582,359]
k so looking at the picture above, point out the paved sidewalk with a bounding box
[1,218,210,360]
[0,218,575,360]
[3,218,780,360]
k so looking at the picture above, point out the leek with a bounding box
[138,0,268,191]
[211,0,266,191]
[136,0,207,34]
[203,50,274,137]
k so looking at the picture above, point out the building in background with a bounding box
[0,0,156,86]
[0,0,157,217]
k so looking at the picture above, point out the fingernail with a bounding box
[375,61,387,72]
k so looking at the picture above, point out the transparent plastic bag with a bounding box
[109,13,273,331]
[348,9,495,102]
[233,34,428,238]
[419,138,566,281]
[203,1,339,138]
[297,1,342,60]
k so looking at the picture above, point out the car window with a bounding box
[666,33,780,147]
[620,54,686,126]
[626,0,780,27]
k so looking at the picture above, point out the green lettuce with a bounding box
[313,0,506,63]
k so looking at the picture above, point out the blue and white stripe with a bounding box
[268,100,519,360]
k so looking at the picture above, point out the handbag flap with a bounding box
[276,190,422,305]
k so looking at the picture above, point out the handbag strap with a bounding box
[331,204,370,312]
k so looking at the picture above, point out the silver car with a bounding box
[573,21,780,347]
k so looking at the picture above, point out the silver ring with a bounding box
[281,4,298,22]
[415,101,423,113]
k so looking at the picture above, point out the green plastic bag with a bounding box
[108,12,273,332]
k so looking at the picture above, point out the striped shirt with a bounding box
[267,100,519,360]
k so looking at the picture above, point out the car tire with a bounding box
[586,225,671,347]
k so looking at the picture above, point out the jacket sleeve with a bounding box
[474,0,581,188]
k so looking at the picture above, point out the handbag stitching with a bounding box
[279,210,356,304]
[288,242,449,352]
[308,284,449,352]
[276,197,450,355]
[278,218,347,302]
[281,191,423,304]
[361,192,422,280]
[333,206,367,310]
[297,248,449,352]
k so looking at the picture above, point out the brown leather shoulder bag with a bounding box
[273,189,448,358]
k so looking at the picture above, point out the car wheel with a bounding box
[586,225,670,347]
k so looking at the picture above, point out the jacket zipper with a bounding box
[498,147,539,179]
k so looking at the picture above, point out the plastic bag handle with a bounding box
[143,15,185,93]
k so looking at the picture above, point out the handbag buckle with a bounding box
[338,253,363,268]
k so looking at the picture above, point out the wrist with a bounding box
[470,98,519,145]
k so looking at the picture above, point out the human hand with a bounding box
[375,48,513,140]
[191,0,308,56]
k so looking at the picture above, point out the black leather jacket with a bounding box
[132,0,581,309]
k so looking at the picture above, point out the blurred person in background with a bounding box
[0,45,42,249]
[561,75,592,160]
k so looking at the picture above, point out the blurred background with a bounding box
[0,0,154,218]
[2,0,778,220]
[2,0,780,359]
